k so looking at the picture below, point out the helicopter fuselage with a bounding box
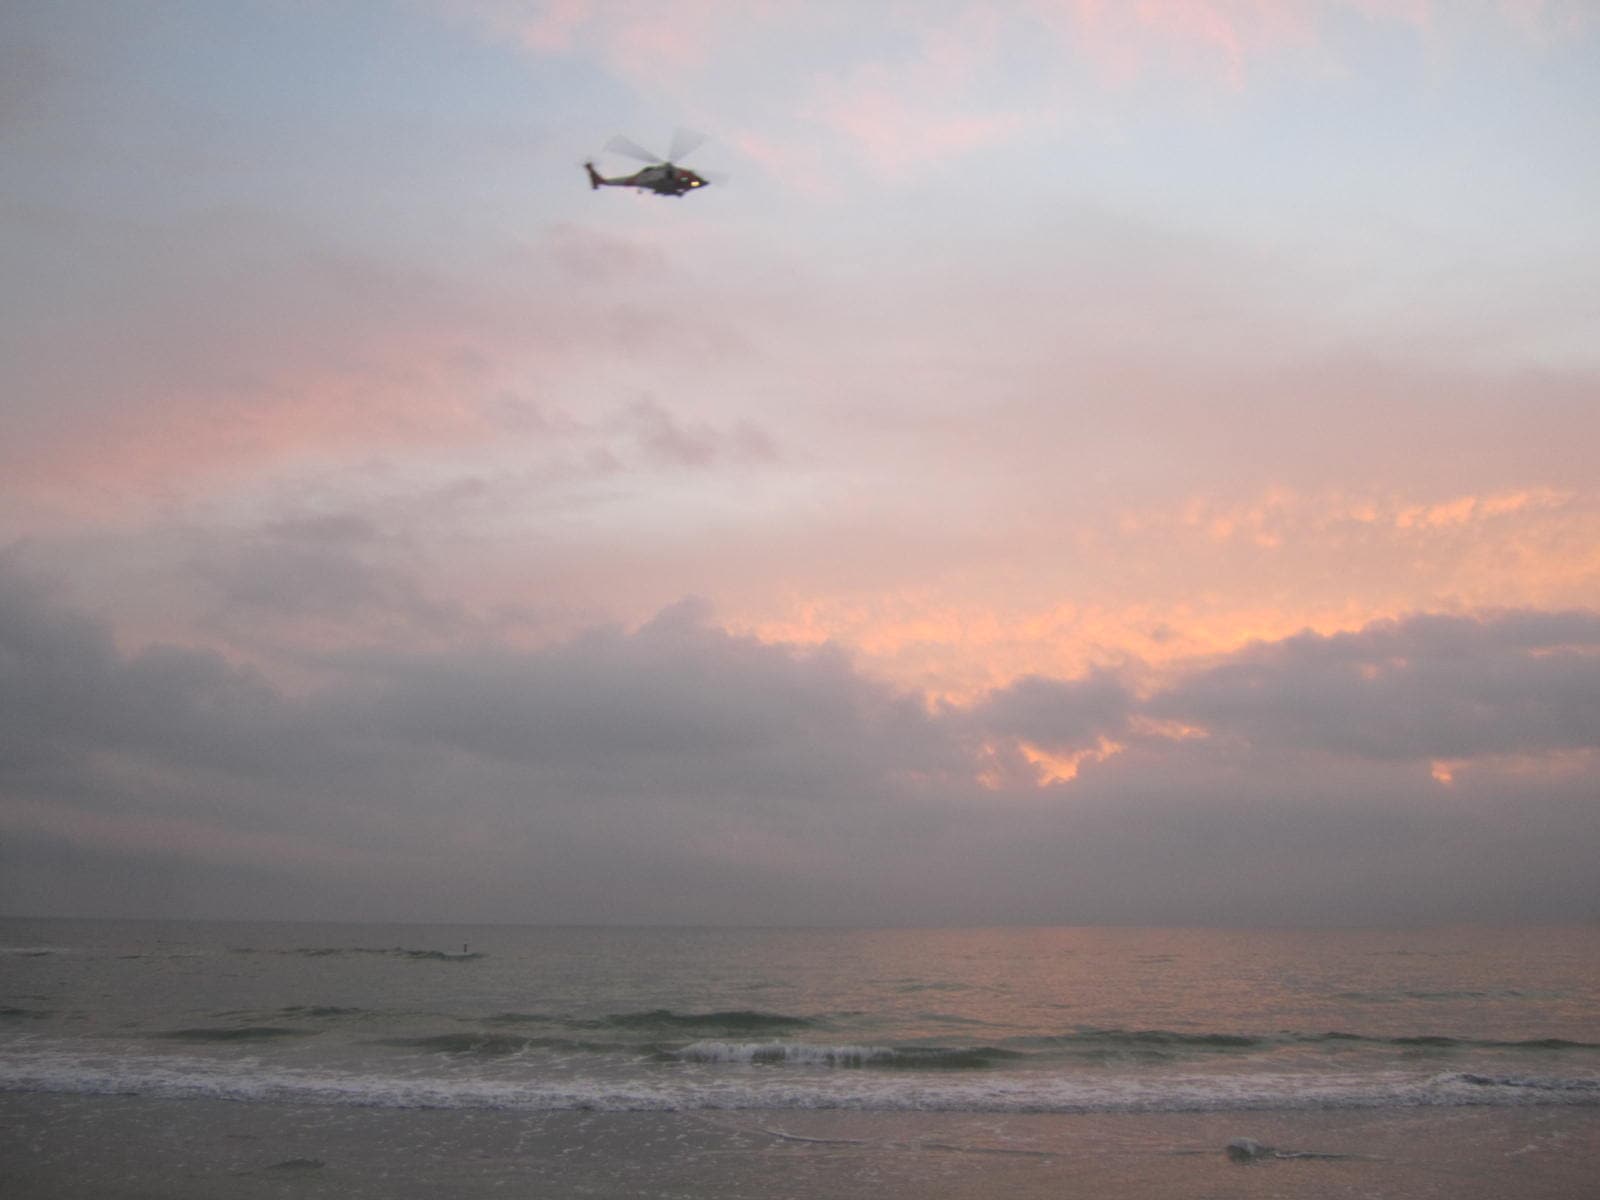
[586,161,707,197]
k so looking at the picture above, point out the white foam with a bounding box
[1,1045,1594,1115]
[675,1041,897,1066]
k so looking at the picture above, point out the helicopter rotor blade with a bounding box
[667,126,708,163]
[604,134,665,164]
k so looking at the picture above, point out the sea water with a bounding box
[3,920,1597,1118]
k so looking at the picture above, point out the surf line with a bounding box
[698,1114,1057,1157]
[759,1129,871,1146]
[760,1128,1059,1158]
[680,1112,871,1148]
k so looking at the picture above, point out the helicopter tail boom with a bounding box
[584,162,605,190]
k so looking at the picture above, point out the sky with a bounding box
[2,0,1598,926]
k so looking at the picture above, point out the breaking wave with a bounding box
[378,1034,611,1057]
[231,947,484,961]
[154,1027,318,1043]
[1016,1029,1600,1056]
[670,1041,1024,1070]
[597,1010,814,1033]
[3,1046,1595,1114]
[210,1006,367,1021]
[1455,1073,1600,1093]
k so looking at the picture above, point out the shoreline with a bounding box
[3,1093,1596,1199]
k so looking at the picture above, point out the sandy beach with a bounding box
[4,1094,1596,1200]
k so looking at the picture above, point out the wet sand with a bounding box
[2,1094,1596,1199]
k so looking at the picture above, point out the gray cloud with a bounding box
[0,557,334,783]
[191,515,411,619]
[319,596,950,799]
[1154,611,1600,761]
[966,669,1132,753]
[2,558,1596,925]
[616,398,780,469]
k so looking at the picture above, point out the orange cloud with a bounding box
[741,595,1384,702]
[1129,714,1209,740]
[733,483,1600,699]
[1431,747,1596,787]
[1018,735,1125,784]
[1393,488,1568,529]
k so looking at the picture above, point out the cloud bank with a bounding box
[4,559,1594,925]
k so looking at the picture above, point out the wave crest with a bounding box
[671,1041,1022,1070]
[155,1027,316,1042]
[599,1010,813,1033]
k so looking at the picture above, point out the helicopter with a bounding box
[585,129,719,197]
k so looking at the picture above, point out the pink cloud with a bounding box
[454,0,1582,107]
[4,295,507,516]
[606,0,726,77]
[797,10,1032,178]
[1026,0,1270,86]
[729,131,840,199]
[1344,0,1431,28]
[442,0,1583,193]
[449,0,596,53]
[1033,0,1580,91]
[1135,1,1251,88]
[805,67,1031,178]
[450,0,761,89]
[512,0,595,52]
[1,214,770,522]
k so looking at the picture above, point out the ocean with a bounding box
[3,919,1598,1197]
